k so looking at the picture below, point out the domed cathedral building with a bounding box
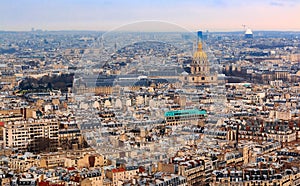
[187,35,218,86]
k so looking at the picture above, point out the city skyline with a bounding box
[1,0,300,32]
[1,3,300,185]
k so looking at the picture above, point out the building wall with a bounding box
[40,154,65,168]
[178,164,205,186]
[4,119,59,152]
[157,162,176,173]
[188,74,218,85]
[106,169,126,186]
[81,175,104,186]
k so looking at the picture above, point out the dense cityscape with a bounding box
[0,26,300,186]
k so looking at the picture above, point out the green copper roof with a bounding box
[243,83,251,87]
[164,109,207,117]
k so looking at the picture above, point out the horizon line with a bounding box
[1,29,300,33]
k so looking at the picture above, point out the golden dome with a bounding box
[193,42,207,60]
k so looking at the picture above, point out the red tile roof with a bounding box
[139,166,145,173]
[67,167,76,171]
[112,168,125,173]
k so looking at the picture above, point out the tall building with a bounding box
[187,40,217,86]
[3,119,59,152]
[197,31,203,41]
[197,30,209,40]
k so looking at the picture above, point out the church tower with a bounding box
[188,38,217,86]
[191,42,210,76]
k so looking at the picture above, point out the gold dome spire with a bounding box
[197,42,203,51]
[193,41,207,60]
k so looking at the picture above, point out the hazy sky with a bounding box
[1,0,300,31]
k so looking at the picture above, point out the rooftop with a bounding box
[164,109,207,117]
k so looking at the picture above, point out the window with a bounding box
[201,77,205,80]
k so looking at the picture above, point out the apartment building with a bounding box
[3,118,59,152]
